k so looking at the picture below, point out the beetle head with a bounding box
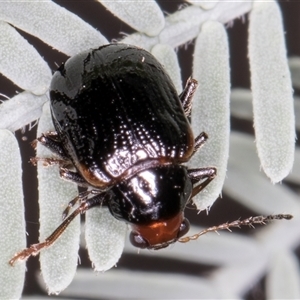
[109,164,192,249]
[129,213,190,249]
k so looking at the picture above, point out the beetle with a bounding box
[9,43,292,265]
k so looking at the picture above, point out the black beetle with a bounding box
[9,43,293,265]
[10,43,218,263]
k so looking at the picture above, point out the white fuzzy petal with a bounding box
[225,132,300,214]
[37,103,80,294]
[249,1,295,183]
[122,3,252,49]
[0,130,25,300]
[0,1,107,56]
[85,207,126,272]
[0,92,48,131]
[98,0,164,37]
[0,21,51,95]
[190,21,230,211]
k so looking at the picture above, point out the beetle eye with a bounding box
[177,218,190,239]
[129,231,150,249]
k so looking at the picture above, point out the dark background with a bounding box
[1,1,299,298]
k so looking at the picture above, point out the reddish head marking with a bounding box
[131,213,184,248]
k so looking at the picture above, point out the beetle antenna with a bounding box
[178,214,293,243]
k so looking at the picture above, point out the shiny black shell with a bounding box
[110,165,192,224]
[50,44,194,188]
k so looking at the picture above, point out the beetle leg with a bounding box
[31,131,58,148]
[188,167,217,197]
[192,132,208,156]
[61,189,102,220]
[59,167,89,187]
[35,132,70,160]
[61,190,90,220]
[31,132,73,167]
[179,77,198,119]
[61,195,82,220]
[30,157,67,167]
[9,192,110,266]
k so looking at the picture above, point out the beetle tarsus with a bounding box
[192,132,209,156]
[9,242,48,266]
[59,168,89,187]
[37,132,70,160]
[30,157,66,167]
[179,77,198,119]
[188,167,217,197]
